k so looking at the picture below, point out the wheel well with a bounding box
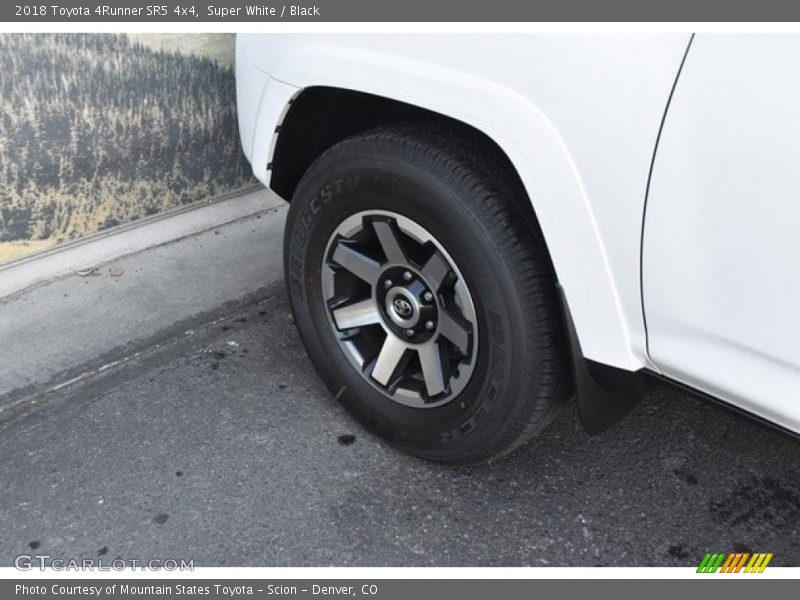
[271,87,646,430]
[269,87,528,209]
[272,86,596,413]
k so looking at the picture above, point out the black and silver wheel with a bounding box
[322,210,478,408]
[284,123,570,463]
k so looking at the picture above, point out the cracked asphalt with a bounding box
[1,285,799,567]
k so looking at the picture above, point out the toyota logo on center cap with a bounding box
[393,297,413,317]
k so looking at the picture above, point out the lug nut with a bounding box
[405,329,415,337]
[425,320,435,330]
[403,270,413,281]
[384,279,393,289]
[423,291,434,302]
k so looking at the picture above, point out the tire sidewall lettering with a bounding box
[291,172,401,305]
[440,310,507,444]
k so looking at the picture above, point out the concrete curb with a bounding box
[0,185,281,300]
[0,283,285,428]
[0,192,289,417]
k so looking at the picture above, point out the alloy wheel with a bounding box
[321,210,478,408]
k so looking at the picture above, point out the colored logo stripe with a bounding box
[719,553,750,573]
[697,552,773,573]
[697,553,726,573]
[745,553,773,573]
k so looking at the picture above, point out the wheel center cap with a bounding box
[393,297,414,318]
[376,267,439,343]
[386,288,420,327]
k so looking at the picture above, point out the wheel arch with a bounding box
[250,50,642,379]
[269,87,527,209]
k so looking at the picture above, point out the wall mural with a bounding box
[0,33,256,264]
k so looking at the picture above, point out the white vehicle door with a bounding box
[643,34,800,432]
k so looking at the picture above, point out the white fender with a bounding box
[238,34,692,371]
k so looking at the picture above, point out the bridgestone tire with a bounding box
[284,123,570,463]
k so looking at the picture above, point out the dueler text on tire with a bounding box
[283,123,570,463]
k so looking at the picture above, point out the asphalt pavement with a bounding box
[2,285,799,567]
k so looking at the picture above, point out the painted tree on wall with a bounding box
[0,33,255,248]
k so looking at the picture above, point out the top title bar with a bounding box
[4,0,800,22]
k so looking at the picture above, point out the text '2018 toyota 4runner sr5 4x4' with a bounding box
[236,33,800,463]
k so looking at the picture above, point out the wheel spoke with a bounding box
[439,310,470,354]
[331,242,381,285]
[418,341,447,397]
[420,251,451,291]
[332,298,382,331]
[370,334,409,386]
[373,220,407,264]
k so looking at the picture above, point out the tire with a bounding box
[283,123,570,463]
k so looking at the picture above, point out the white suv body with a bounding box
[236,33,800,456]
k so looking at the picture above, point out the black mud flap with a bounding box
[557,285,650,435]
